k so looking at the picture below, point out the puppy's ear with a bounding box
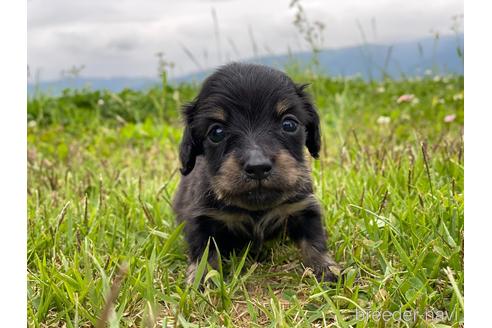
[179,102,203,175]
[296,83,321,158]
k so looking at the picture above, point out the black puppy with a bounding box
[173,63,340,283]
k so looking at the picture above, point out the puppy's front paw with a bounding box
[185,253,219,287]
[185,262,198,286]
[313,261,342,282]
[299,240,341,283]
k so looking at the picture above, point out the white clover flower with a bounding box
[97,98,105,106]
[453,93,464,101]
[377,116,391,125]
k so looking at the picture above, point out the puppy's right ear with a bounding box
[179,102,202,175]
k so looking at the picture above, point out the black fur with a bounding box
[173,63,339,283]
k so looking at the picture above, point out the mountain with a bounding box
[27,77,158,96]
[28,33,463,95]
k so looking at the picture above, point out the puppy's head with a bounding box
[179,63,320,210]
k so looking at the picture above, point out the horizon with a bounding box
[28,32,464,85]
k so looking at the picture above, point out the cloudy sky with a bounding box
[28,0,463,81]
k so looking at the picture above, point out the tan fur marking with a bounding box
[207,108,226,121]
[262,194,318,224]
[211,151,312,210]
[204,195,319,241]
[211,154,243,198]
[275,99,291,115]
[272,150,309,187]
[203,209,252,235]
[256,195,318,237]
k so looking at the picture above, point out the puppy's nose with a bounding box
[244,150,272,180]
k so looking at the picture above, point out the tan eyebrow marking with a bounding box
[206,108,226,121]
[276,99,291,115]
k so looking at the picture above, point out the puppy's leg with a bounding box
[186,250,218,285]
[287,206,341,282]
[184,217,219,285]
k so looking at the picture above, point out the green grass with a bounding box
[27,73,464,327]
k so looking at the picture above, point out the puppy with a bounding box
[173,63,340,284]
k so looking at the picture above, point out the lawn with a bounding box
[27,71,464,327]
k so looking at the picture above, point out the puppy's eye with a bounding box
[282,118,298,133]
[208,124,225,143]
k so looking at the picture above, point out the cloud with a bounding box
[27,0,463,80]
[107,37,140,52]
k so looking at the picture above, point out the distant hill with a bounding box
[27,77,159,96]
[28,33,463,95]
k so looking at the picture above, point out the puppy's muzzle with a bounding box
[243,149,272,180]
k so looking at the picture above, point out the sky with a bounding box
[27,0,463,81]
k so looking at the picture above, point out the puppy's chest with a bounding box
[207,196,315,241]
[241,210,287,241]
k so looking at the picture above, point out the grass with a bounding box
[27,71,464,327]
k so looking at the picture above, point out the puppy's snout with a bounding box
[244,150,272,180]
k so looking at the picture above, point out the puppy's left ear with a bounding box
[179,101,203,175]
[297,83,321,158]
